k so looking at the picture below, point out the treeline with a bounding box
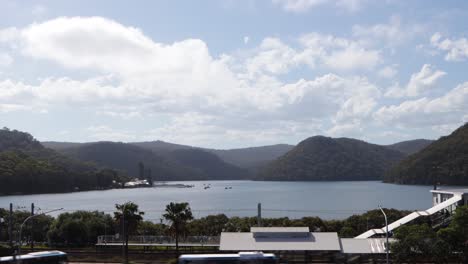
[0,206,412,246]
[0,128,127,195]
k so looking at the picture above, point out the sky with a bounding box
[0,0,467,149]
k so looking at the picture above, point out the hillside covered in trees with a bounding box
[385,123,468,185]
[258,136,405,181]
[0,128,124,195]
[58,142,249,181]
[385,139,434,155]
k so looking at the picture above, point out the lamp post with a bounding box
[17,208,63,263]
[379,205,389,264]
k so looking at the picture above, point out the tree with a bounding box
[114,202,144,260]
[163,202,193,255]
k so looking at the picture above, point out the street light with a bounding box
[17,208,63,263]
[378,205,389,264]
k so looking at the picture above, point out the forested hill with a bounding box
[59,142,206,181]
[57,142,249,180]
[258,136,405,181]
[385,123,468,185]
[385,139,434,155]
[130,141,294,171]
[207,144,294,170]
[0,128,124,195]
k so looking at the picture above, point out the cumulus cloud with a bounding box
[430,32,468,61]
[375,81,468,128]
[0,15,463,145]
[385,64,446,98]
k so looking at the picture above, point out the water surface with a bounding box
[0,181,442,220]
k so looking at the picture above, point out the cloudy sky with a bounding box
[0,0,467,148]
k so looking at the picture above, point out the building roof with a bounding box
[251,227,309,233]
[220,232,341,251]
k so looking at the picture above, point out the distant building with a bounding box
[124,178,150,188]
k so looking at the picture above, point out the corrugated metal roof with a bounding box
[220,232,341,251]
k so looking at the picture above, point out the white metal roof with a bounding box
[220,232,341,251]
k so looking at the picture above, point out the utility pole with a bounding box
[30,203,34,251]
[257,203,262,227]
[9,203,13,249]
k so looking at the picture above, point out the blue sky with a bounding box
[0,0,467,148]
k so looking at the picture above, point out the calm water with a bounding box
[0,181,442,220]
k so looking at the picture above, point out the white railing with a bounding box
[97,235,220,245]
[356,194,463,239]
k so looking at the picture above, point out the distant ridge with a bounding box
[385,123,468,185]
[258,136,405,181]
[385,139,434,155]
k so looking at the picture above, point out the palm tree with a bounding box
[163,202,193,255]
[114,202,144,262]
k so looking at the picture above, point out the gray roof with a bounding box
[251,227,309,233]
[220,232,341,251]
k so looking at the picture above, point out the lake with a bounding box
[0,181,446,220]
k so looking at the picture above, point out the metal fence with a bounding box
[97,235,220,245]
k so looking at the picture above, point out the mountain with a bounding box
[386,139,434,155]
[169,149,249,180]
[207,144,294,170]
[258,136,405,181]
[131,140,192,153]
[130,140,294,171]
[385,123,468,185]
[58,142,207,181]
[0,128,123,195]
[42,141,86,150]
[55,141,249,180]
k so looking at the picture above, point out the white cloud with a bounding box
[375,81,468,128]
[1,15,464,146]
[273,0,367,13]
[323,45,381,70]
[243,36,249,44]
[352,15,423,46]
[431,32,468,61]
[299,33,382,71]
[272,0,327,13]
[385,64,446,98]
[378,64,398,78]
